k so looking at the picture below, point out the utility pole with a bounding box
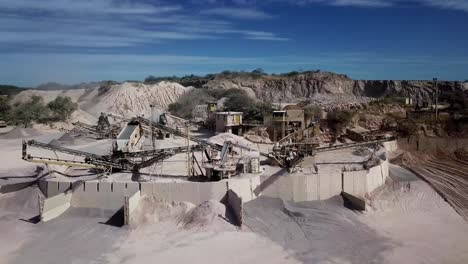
[150,104,155,151]
[186,122,192,177]
[433,78,438,121]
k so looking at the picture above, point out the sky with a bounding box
[0,0,468,86]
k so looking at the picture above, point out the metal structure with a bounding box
[22,139,204,172]
[272,137,396,168]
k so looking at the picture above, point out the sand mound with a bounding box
[48,133,75,146]
[129,197,232,230]
[82,82,189,118]
[57,133,75,142]
[13,88,89,105]
[181,200,227,229]
[244,134,272,144]
[0,127,41,139]
[13,82,189,123]
[130,196,195,226]
[0,187,39,213]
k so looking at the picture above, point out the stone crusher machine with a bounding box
[272,137,397,171]
[70,113,120,139]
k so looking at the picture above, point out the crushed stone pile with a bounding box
[244,127,272,144]
[13,81,189,124]
[49,133,75,146]
[304,93,377,111]
[129,197,234,230]
[130,197,194,226]
[82,81,189,118]
[181,200,227,229]
[0,127,41,139]
[209,133,255,149]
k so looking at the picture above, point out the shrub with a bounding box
[304,105,322,122]
[328,110,356,132]
[168,89,215,119]
[47,96,77,121]
[12,96,48,127]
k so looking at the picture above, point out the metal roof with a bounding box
[117,124,138,140]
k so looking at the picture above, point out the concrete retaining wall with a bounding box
[124,190,141,226]
[383,140,398,152]
[261,171,343,202]
[226,189,243,227]
[40,191,72,222]
[36,175,261,209]
[343,170,368,198]
[141,180,229,205]
[343,159,390,198]
[71,181,139,210]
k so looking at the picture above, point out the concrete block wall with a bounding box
[140,180,229,205]
[343,160,390,198]
[383,140,398,152]
[343,170,368,198]
[260,171,343,202]
[40,192,72,222]
[71,180,139,210]
[228,177,254,202]
[124,190,141,226]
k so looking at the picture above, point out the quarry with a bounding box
[1,73,468,264]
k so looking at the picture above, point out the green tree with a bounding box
[47,96,77,121]
[12,96,48,127]
[304,105,322,122]
[0,96,11,119]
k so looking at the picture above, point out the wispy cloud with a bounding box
[200,7,274,19]
[0,0,287,51]
[278,0,468,11]
[419,0,468,12]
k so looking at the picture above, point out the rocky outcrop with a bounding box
[203,71,468,102]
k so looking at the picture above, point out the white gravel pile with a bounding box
[0,127,42,139]
[306,93,377,111]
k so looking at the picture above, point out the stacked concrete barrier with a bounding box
[124,190,141,226]
[40,191,72,222]
[71,180,139,210]
[261,171,343,202]
[228,177,255,202]
[343,160,390,198]
[140,180,230,205]
[343,170,368,197]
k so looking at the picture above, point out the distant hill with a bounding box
[35,81,111,91]
[0,85,29,97]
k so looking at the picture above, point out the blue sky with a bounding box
[1,0,468,86]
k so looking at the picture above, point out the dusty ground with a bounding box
[1,128,468,264]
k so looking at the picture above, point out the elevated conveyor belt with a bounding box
[315,137,396,153]
[24,140,105,161]
[115,145,205,158]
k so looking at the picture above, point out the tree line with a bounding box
[0,95,77,127]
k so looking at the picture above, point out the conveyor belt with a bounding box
[315,137,395,153]
[132,152,175,171]
[116,145,205,158]
[25,140,105,160]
